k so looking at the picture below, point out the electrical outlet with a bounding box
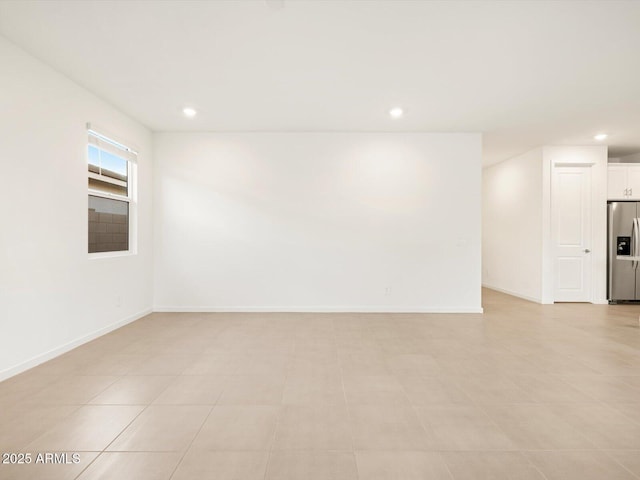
[384,287,392,296]
[116,295,122,308]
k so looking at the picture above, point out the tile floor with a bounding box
[1,288,640,479]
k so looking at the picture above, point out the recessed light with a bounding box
[183,107,197,118]
[389,107,403,119]
[594,133,608,141]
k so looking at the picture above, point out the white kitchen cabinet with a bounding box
[607,164,640,200]
[627,167,640,198]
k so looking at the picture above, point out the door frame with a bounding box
[542,146,608,305]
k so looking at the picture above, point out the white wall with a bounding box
[617,152,640,163]
[482,148,545,302]
[154,132,482,312]
[0,36,153,380]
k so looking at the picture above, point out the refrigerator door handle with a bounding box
[608,203,613,297]
[631,218,635,268]
[637,218,640,269]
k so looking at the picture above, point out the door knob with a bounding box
[584,249,591,253]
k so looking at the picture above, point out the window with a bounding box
[87,128,137,254]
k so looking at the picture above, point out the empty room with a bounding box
[1,1,640,479]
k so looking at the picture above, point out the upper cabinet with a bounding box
[607,164,640,200]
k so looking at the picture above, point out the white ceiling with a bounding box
[1,0,639,165]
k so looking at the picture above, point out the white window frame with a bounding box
[87,126,138,259]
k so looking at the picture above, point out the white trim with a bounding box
[87,123,139,160]
[153,305,484,313]
[541,154,553,304]
[0,308,152,382]
[553,162,596,167]
[482,284,543,304]
[89,250,136,260]
[88,190,130,202]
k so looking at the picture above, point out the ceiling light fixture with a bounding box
[389,107,404,119]
[183,107,197,118]
[594,133,608,141]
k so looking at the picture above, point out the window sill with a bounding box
[89,250,137,260]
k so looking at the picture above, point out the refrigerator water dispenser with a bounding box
[617,236,631,256]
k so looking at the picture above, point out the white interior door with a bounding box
[553,166,592,302]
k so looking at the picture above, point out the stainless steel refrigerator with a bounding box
[608,201,640,302]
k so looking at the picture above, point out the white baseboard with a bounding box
[153,305,484,314]
[482,284,542,304]
[0,307,152,383]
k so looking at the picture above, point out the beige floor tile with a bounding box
[517,354,600,376]
[293,342,338,357]
[286,356,342,377]
[549,402,636,426]
[26,405,144,451]
[172,450,269,480]
[415,405,494,427]
[559,375,640,403]
[3,288,640,478]
[26,352,97,376]
[107,405,210,452]
[436,357,504,377]
[377,338,432,355]
[355,451,453,480]
[265,451,357,480]
[273,405,352,450]
[190,406,280,450]
[216,375,284,405]
[0,452,99,480]
[431,424,516,451]
[126,354,199,376]
[482,403,618,451]
[498,419,596,450]
[543,403,640,449]
[526,451,637,480]
[339,352,390,376]
[153,376,225,405]
[282,374,345,405]
[454,376,532,404]
[398,376,471,405]
[76,452,181,480]
[74,354,147,376]
[610,403,640,425]
[182,354,242,375]
[481,403,565,426]
[578,422,640,450]
[89,376,174,405]
[232,354,290,376]
[607,451,640,477]
[0,405,78,451]
[617,375,640,388]
[507,374,596,403]
[24,376,118,405]
[343,376,409,405]
[441,451,546,480]
[416,405,515,451]
[0,373,60,405]
[349,406,432,450]
[384,354,442,376]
